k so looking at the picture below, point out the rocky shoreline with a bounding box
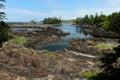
[83,27,120,39]
[73,24,120,39]
[67,38,119,56]
[0,24,119,80]
[0,38,118,80]
[0,42,96,80]
[12,26,70,49]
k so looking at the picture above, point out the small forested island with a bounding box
[43,17,62,25]
[0,0,120,80]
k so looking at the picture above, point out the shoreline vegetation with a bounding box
[0,22,119,80]
[0,17,119,79]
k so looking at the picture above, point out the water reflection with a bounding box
[75,26,90,37]
[53,24,92,40]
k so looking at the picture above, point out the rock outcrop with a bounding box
[0,42,96,80]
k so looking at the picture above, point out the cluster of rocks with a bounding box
[67,38,119,56]
[12,27,70,49]
[24,27,69,49]
[6,24,120,80]
[84,28,120,39]
[0,42,96,80]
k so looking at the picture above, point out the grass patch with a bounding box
[41,50,55,59]
[84,71,97,80]
[10,36,26,43]
[95,43,116,50]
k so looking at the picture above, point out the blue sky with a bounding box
[2,0,120,21]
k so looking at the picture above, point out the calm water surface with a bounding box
[53,24,91,40]
[38,24,92,51]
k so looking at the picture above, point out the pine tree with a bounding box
[109,12,120,33]
[89,45,120,80]
[87,12,120,79]
[0,0,13,47]
[0,0,6,20]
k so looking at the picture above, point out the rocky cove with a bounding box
[0,23,119,80]
[23,24,119,52]
[25,24,92,51]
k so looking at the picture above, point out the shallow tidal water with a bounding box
[38,24,92,51]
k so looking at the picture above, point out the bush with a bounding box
[10,36,26,43]
[95,43,116,50]
[84,72,96,80]
[87,45,120,80]
[43,17,61,24]
[0,21,13,47]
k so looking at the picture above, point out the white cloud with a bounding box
[3,7,52,21]
[3,0,120,21]
[75,0,120,16]
[106,0,120,12]
[4,7,50,17]
[3,7,77,21]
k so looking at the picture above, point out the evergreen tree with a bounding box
[0,0,13,47]
[89,15,94,25]
[74,15,95,26]
[83,15,89,24]
[87,12,120,79]
[43,17,61,24]
[0,0,6,20]
[109,12,120,33]
[97,14,109,29]
[74,17,84,25]
[88,45,120,80]
[93,13,99,26]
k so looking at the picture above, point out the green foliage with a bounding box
[74,15,95,25]
[73,17,84,25]
[41,50,55,59]
[0,0,5,8]
[0,0,6,20]
[95,14,109,29]
[0,21,13,44]
[62,19,73,23]
[29,20,36,24]
[108,12,120,33]
[43,17,61,24]
[46,9,120,80]
[96,43,116,50]
[84,72,96,80]
[10,36,26,43]
[0,1,13,47]
[84,72,111,80]
[87,45,120,80]
[89,72,112,80]
[74,11,120,33]
[0,12,6,20]
[99,21,109,29]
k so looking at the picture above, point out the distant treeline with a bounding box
[73,12,120,33]
[43,17,62,24]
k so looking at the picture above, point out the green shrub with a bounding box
[84,72,96,80]
[0,21,13,47]
[10,36,26,43]
[95,43,116,50]
[41,50,55,59]
[43,17,61,24]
